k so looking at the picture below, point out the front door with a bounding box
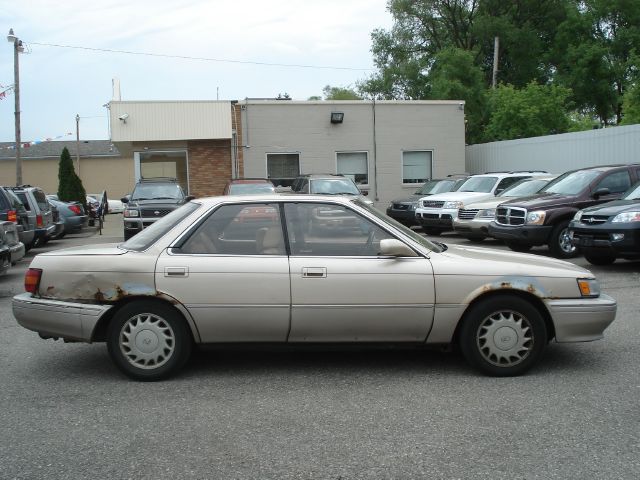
[283,202,435,342]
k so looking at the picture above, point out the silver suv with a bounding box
[414,171,548,235]
[8,186,55,247]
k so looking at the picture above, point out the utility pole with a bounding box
[492,36,499,89]
[7,29,23,185]
[76,114,81,175]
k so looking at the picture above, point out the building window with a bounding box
[337,152,368,185]
[402,151,432,184]
[267,153,300,188]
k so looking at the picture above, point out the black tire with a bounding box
[107,301,193,381]
[548,220,578,258]
[505,241,531,253]
[584,251,616,265]
[466,235,486,243]
[459,295,547,377]
[423,228,443,236]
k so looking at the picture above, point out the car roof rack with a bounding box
[139,177,178,182]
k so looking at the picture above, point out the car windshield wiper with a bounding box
[151,197,179,200]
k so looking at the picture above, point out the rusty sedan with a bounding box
[13,195,617,381]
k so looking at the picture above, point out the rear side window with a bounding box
[32,189,50,211]
[16,192,30,211]
[0,191,9,210]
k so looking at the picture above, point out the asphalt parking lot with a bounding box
[1,216,638,479]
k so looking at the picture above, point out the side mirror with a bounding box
[593,187,610,199]
[121,196,129,203]
[185,195,195,202]
[360,190,369,196]
[379,239,417,257]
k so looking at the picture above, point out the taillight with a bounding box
[36,214,43,228]
[69,204,81,215]
[25,268,42,294]
[8,209,17,222]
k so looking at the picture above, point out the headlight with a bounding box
[443,201,464,209]
[409,202,417,211]
[526,210,546,225]
[478,208,496,219]
[577,278,600,298]
[124,209,139,218]
[573,211,583,222]
[612,211,640,223]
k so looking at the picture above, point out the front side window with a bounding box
[284,202,394,256]
[267,153,300,188]
[594,171,632,194]
[180,203,284,255]
[402,151,433,184]
[542,170,600,195]
[337,152,368,185]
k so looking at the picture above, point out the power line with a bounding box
[28,41,373,72]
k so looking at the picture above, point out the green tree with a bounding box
[322,85,362,100]
[621,81,640,124]
[484,82,572,141]
[57,147,86,206]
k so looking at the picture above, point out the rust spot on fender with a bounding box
[500,282,511,288]
[95,289,105,302]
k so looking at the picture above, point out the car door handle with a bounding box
[164,266,189,277]
[302,267,327,278]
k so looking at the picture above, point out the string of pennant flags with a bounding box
[0,83,14,100]
[1,132,74,150]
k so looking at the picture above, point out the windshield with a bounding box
[229,183,275,194]
[498,178,550,197]
[355,200,444,253]
[131,183,184,201]
[310,178,360,195]
[458,176,498,193]
[541,170,600,195]
[120,202,200,251]
[416,179,456,195]
[622,182,640,200]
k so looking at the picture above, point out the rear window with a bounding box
[120,202,200,252]
[31,189,50,212]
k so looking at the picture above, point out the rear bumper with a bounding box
[546,294,617,342]
[12,292,113,342]
[8,241,25,263]
[34,224,56,240]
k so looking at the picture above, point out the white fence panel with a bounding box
[466,125,640,174]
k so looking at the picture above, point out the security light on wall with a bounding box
[330,112,344,124]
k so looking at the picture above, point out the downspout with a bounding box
[372,99,379,201]
[230,101,238,179]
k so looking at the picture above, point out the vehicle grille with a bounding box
[141,208,173,217]
[458,209,479,220]
[496,207,526,225]
[573,232,611,242]
[422,200,445,208]
[392,203,410,210]
[579,215,609,225]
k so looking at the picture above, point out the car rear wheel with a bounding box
[584,251,616,265]
[548,220,578,258]
[423,228,443,236]
[459,295,547,377]
[107,301,192,381]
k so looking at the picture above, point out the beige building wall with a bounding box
[240,100,466,207]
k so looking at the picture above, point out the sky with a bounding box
[0,0,393,142]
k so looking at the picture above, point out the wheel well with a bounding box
[451,290,556,345]
[91,296,193,343]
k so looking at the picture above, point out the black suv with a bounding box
[122,178,191,240]
[489,164,640,258]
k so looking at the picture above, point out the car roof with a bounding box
[226,178,272,184]
[194,193,359,206]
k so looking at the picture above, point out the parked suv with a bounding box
[223,178,276,195]
[0,186,34,250]
[7,186,55,247]
[386,175,468,226]
[291,174,373,205]
[415,171,547,235]
[569,181,640,265]
[489,164,640,258]
[122,178,191,240]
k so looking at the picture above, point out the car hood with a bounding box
[432,243,590,278]
[128,199,184,207]
[580,199,640,216]
[421,191,495,203]
[498,193,580,210]
[464,194,542,210]
[391,194,423,204]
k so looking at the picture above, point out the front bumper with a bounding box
[569,223,640,258]
[488,222,552,245]
[453,217,492,236]
[415,208,456,229]
[386,206,418,225]
[546,294,617,342]
[13,292,113,342]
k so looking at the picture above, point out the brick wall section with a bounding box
[187,139,231,197]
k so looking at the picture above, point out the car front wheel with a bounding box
[548,220,578,258]
[107,301,192,381]
[459,295,547,377]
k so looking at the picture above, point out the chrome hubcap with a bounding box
[477,310,533,367]
[119,313,175,369]
[559,227,575,254]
